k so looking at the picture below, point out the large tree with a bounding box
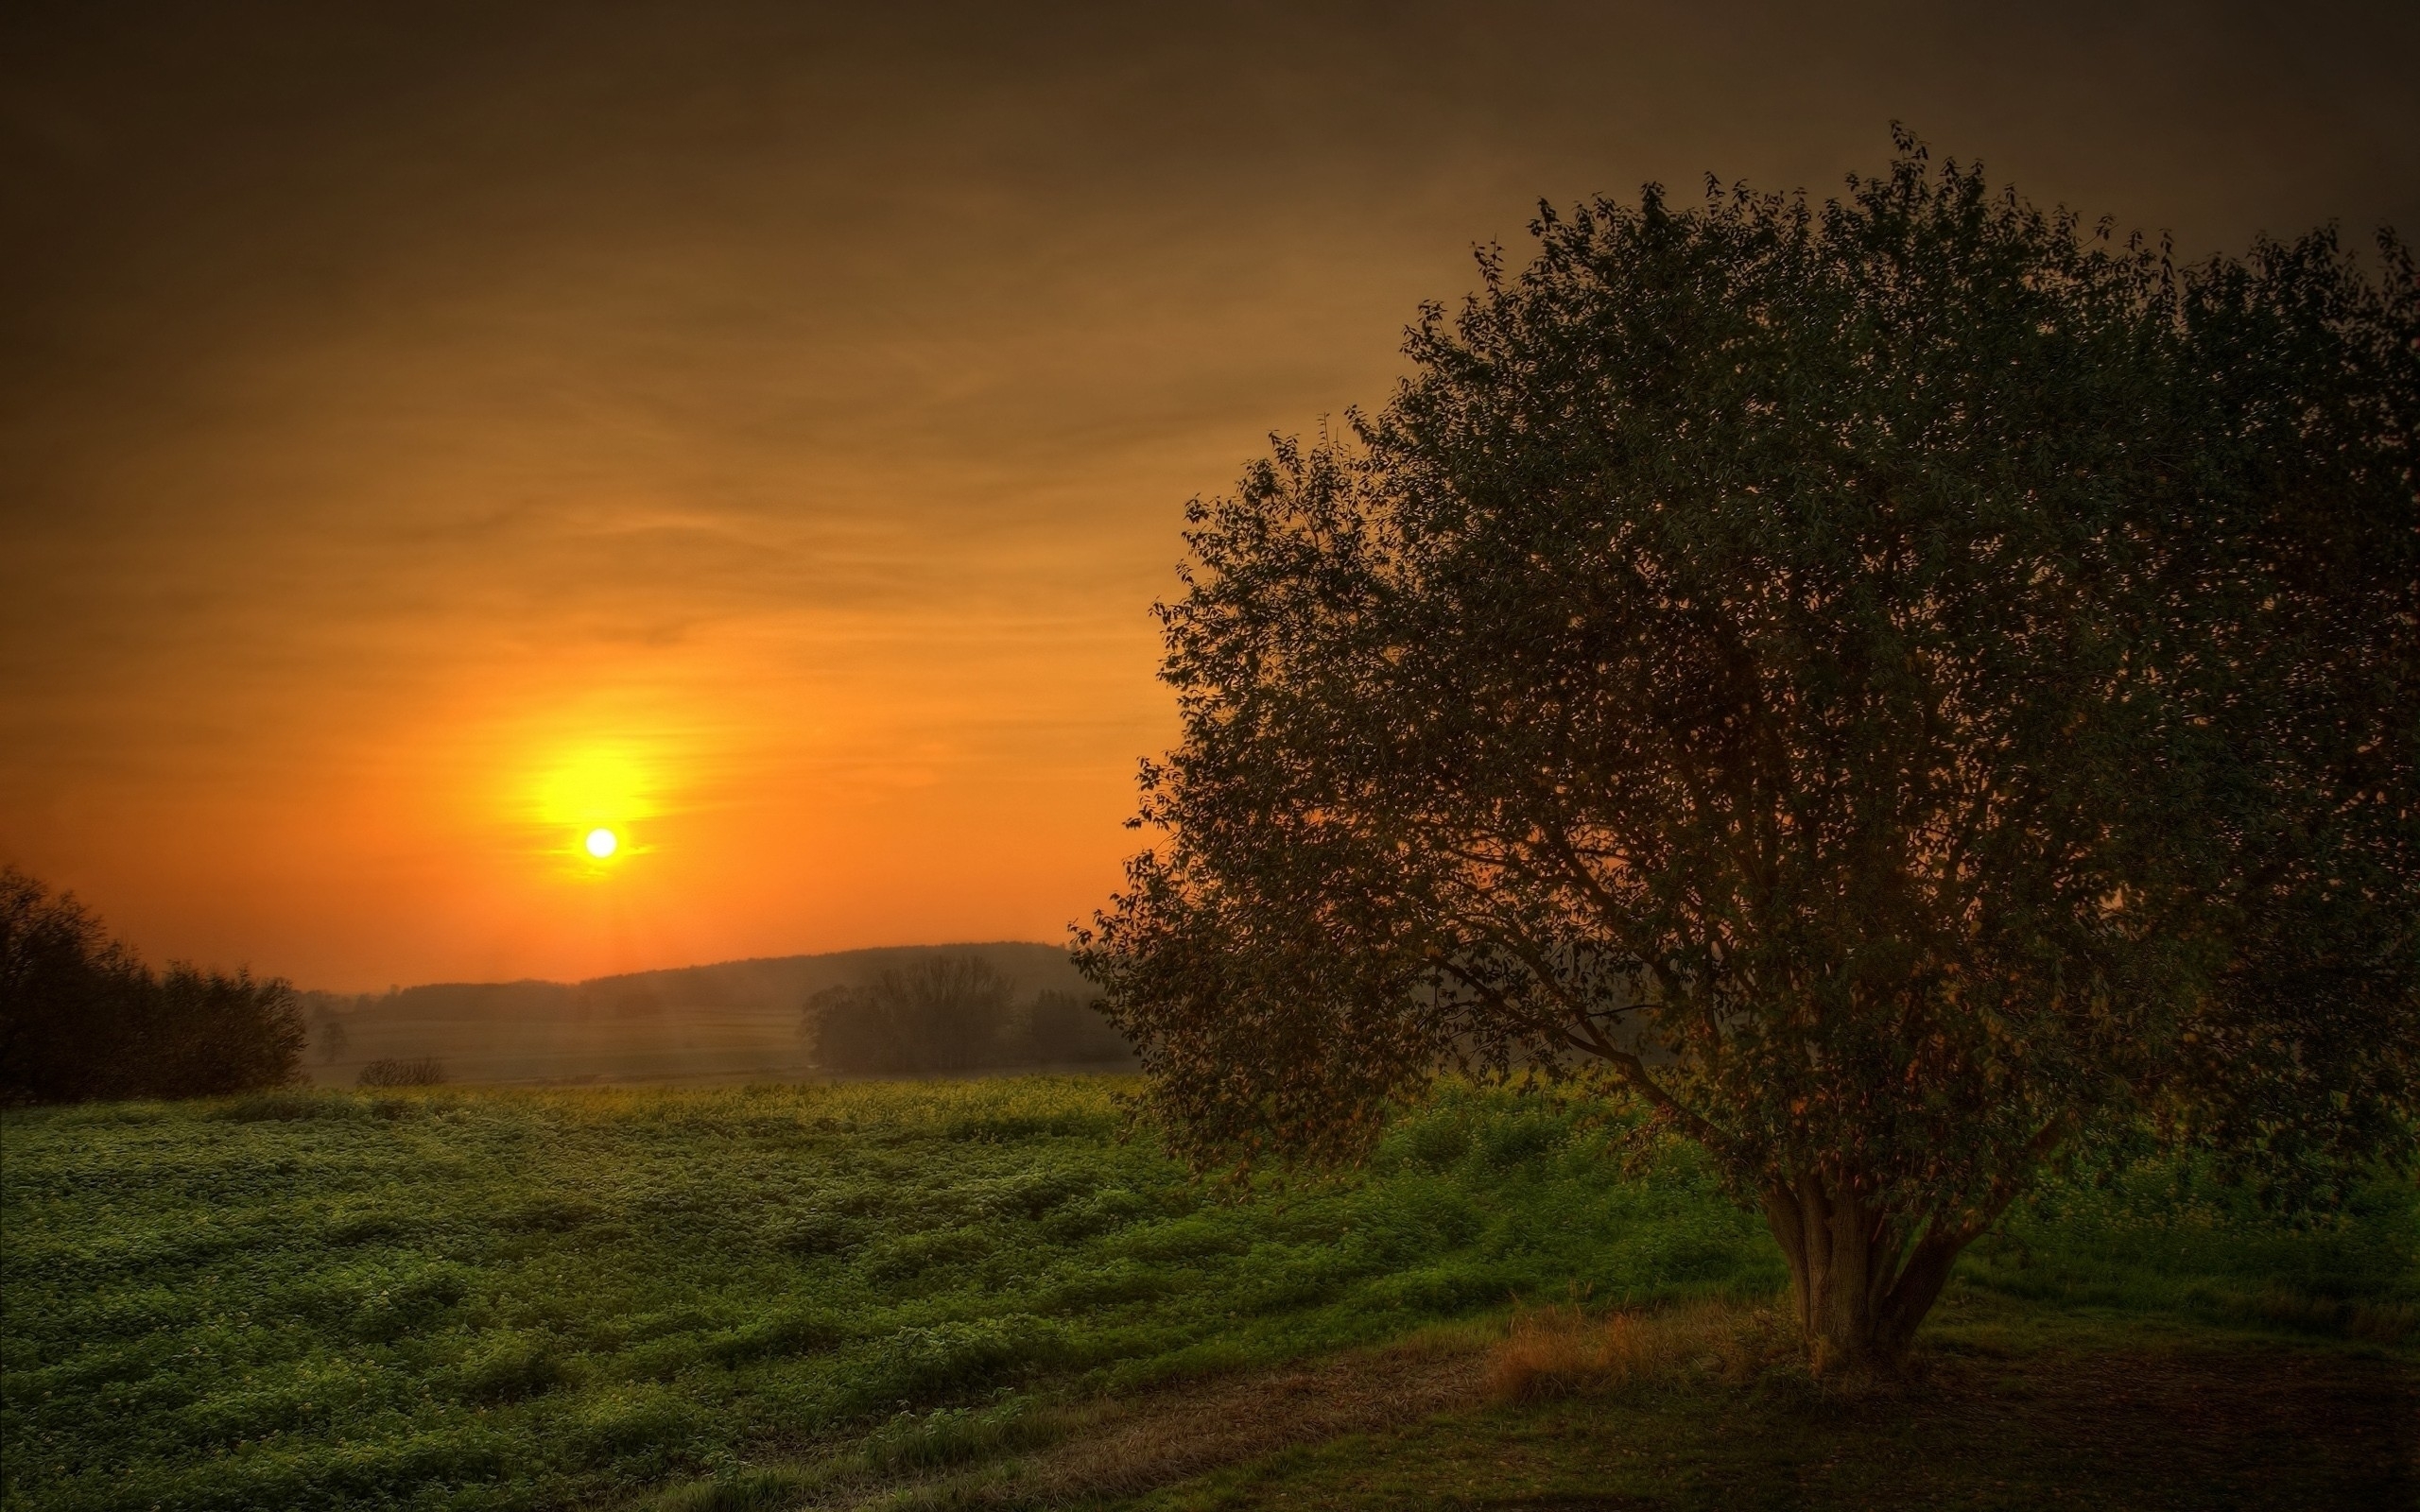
[1077,139,2419,1371]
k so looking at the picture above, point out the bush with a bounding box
[0,868,303,1105]
[1485,1300,1782,1400]
[357,1057,446,1088]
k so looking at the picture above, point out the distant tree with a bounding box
[804,954,1018,1074]
[1,867,305,1103]
[1011,989,1136,1066]
[1078,138,2419,1371]
[315,1012,352,1065]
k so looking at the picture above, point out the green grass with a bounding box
[1,1079,1771,1511]
[2,1077,2411,1511]
[1970,1156,2419,1342]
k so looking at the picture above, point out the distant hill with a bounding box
[295,942,1118,1088]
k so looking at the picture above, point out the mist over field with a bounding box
[294,943,1124,1088]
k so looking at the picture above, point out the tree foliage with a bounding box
[0,867,304,1104]
[1077,136,2419,1367]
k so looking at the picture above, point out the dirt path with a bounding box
[1003,1337,1490,1504]
[816,1333,1492,1509]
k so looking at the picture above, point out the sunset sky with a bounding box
[5,1,2415,991]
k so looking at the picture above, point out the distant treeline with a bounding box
[0,868,303,1105]
[804,954,1131,1074]
[297,942,1090,1026]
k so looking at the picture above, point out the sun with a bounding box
[521,743,660,869]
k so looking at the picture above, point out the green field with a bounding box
[3,1079,2413,1511]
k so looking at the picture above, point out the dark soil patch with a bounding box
[1089,1321,2415,1511]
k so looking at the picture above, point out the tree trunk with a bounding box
[1759,1176,1975,1374]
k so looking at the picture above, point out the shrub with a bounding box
[357,1057,446,1088]
[1485,1299,1780,1401]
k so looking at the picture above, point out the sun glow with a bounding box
[521,742,666,869]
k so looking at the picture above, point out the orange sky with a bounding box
[5,2,2415,990]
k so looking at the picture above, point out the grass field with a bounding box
[3,1078,2412,1511]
